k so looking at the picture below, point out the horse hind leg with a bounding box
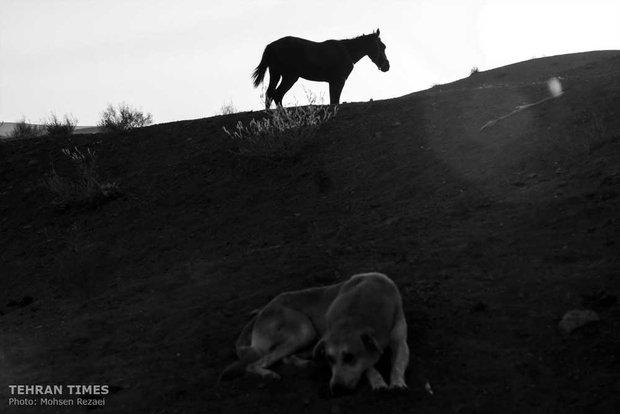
[274,75,299,108]
[266,69,281,109]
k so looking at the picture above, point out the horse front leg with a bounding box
[328,79,346,105]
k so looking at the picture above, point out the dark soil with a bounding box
[1,51,619,413]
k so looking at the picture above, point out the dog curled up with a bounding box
[219,272,409,393]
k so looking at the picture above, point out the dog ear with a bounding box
[313,338,326,359]
[361,333,383,356]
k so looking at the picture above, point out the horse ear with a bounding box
[376,28,380,36]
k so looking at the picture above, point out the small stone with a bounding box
[559,309,600,334]
[469,301,487,313]
[19,296,34,307]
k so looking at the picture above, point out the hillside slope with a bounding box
[0,123,101,138]
[1,51,619,413]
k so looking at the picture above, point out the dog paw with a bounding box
[283,355,314,368]
[388,380,408,391]
[260,371,281,381]
[370,381,388,391]
[367,368,388,390]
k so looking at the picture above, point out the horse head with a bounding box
[369,29,390,72]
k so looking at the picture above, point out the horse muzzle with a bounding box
[379,60,390,72]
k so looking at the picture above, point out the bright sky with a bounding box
[1,0,618,126]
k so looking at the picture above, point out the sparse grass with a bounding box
[559,111,613,156]
[98,103,153,133]
[470,67,479,76]
[566,110,619,158]
[11,118,43,139]
[223,88,337,160]
[542,110,618,165]
[222,104,338,160]
[301,86,326,106]
[44,113,77,137]
[45,147,121,209]
[584,111,612,153]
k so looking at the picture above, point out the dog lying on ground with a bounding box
[219,272,409,393]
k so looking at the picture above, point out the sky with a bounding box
[0,0,618,126]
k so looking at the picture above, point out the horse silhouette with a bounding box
[252,29,390,109]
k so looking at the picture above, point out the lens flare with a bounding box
[548,77,563,97]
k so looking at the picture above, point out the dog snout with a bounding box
[329,374,359,395]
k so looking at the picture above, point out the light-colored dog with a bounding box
[219,272,409,392]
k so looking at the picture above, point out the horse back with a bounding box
[267,36,353,81]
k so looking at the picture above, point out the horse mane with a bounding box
[340,33,375,49]
[344,33,375,41]
[339,33,377,63]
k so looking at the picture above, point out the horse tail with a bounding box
[218,314,261,383]
[252,45,271,88]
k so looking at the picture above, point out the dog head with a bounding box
[313,328,383,393]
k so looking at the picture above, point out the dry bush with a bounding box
[45,147,120,209]
[44,113,77,137]
[11,118,43,139]
[98,103,153,132]
[219,100,238,115]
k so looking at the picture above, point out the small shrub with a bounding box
[219,100,238,115]
[44,113,77,137]
[11,118,43,139]
[45,147,120,209]
[470,67,479,76]
[223,104,338,160]
[98,103,153,133]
